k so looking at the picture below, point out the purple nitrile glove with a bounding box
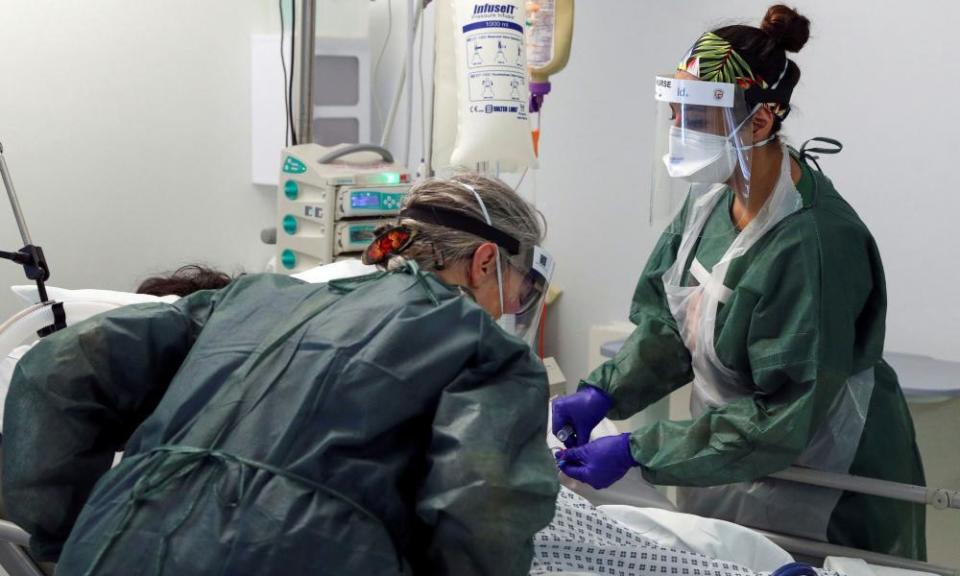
[551,385,613,448]
[555,433,637,489]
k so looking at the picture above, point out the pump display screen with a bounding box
[349,226,377,244]
[351,192,381,209]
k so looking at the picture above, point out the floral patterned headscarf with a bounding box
[678,32,793,120]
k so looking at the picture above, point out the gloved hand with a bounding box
[555,433,636,490]
[551,385,612,448]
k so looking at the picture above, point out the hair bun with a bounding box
[761,4,810,52]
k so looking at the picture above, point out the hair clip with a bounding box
[362,225,417,265]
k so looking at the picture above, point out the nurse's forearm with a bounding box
[627,392,816,486]
[581,319,692,420]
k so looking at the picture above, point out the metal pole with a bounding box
[380,60,407,149]
[0,142,34,246]
[755,530,958,576]
[403,0,415,166]
[771,466,960,510]
[424,1,437,177]
[297,0,317,144]
[380,0,425,155]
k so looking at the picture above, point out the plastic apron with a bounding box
[662,143,875,541]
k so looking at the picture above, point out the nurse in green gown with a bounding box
[552,5,925,560]
[3,175,560,575]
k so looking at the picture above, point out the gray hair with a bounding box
[387,174,544,272]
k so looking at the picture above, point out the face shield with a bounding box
[497,244,555,348]
[460,185,554,349]
[650,75,760,230]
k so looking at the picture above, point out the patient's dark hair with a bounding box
[136,265,233,297]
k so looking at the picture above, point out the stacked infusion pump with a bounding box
[276,144,411,274]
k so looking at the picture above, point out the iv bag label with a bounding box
[460,8,528,120]
[450,0,535,171]
[526,0,556,69]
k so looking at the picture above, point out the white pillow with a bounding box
[11,285,179,307]
[11,260,376,309]
[292,260,378,284]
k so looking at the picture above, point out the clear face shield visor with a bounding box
[462,182,553,349]
[497,244,555,348]
[650,75,758,231]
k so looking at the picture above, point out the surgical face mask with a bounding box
[661,106,775,185]
[663,126,737,183]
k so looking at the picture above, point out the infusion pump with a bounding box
[276,144,411,274]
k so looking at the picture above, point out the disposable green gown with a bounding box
[585,153,926,559]
[3,268,559,575]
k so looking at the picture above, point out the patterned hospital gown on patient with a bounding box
[530,488,840,576]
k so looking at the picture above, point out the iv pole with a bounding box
[0,141,64,335]
[296,0,317,145]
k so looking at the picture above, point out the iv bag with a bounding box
[436,0,535,172]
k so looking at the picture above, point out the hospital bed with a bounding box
[0,522,40,576]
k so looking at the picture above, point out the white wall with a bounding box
[0,0,430,319]
[537,0,960,387]
[0,1,281,319]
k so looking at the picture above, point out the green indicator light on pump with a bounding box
[284,180,299,200]
[281,249,297,270]
[282,215,298,235]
